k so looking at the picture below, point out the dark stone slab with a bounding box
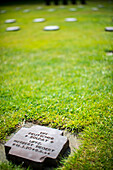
[105,27,113,32]
[5,125,69,169]
[44,26,59,31]
[6,26,20,31]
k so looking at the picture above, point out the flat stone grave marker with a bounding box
[33,18,45,23]
[5,19,16,24]
[106,51,113,56]
[36,6,43,10]
[98,4,104,8]
[105,27,113,32]
[44,25,60,31]
[59,6,65,9]
[5,125,69,169]
[6,26,20,31]
[23,9,30,13]
[78,5,84,8]
[15,7,21,11]
[92,7,99,11]
[65,18,77,22]
[69,8,77,12]
[0,10,6,14]
[48,9,55,12]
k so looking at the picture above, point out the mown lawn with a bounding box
[0,0,113,169]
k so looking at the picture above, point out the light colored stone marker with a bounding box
[6,26,20,31]
[69,8,77,12]
[23,9,30,13]
[0,10,6,14]
[106,51,113,56]
[5,19,16,24]
[78,5,84,8]
[105,27,113,32]
[92,7,99,11]
[15,7,21,11]
[48,9,55,12]
[98,4,104,8]
[44,25,59,31]
[59,6,65,9]
[36,6,43,10]
[33,18,45,23]
[65,18,77,22]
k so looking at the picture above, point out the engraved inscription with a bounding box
[25,131,54,143]
[5,125,69,169]
[11,131,55,155]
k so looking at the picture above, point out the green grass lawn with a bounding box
[0,0,113,169]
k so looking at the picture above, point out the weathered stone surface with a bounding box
[44,25,59,31]
[65,18,77,22]
[33,18,45,23]
[5,125,69,169]
[6,26,20,31]
[5,19,16,24]
[105,27,113,32]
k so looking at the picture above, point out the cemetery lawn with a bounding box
[0,1,113,169]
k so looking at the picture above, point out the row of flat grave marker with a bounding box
[5,125,69,169]
[33,18,46,23]
[5,25,113,32]
[0,4,105,14]
[5,17,78,31]
[4,16,113,32]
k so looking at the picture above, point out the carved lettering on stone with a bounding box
[5,125,69,169]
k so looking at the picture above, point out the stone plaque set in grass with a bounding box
[33,18,45,23]
[36,6,43,10]
[69,8,77,12]
[105,27,113,32]
[5,19,16,24]
[5,125,69,169]
[65,18,77,22]
[0,10,7,14]
[44,25,60,31]
[48,8,55,12]
[92,7,99,11]
[6,26,20,32]
[23,9,30,13]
